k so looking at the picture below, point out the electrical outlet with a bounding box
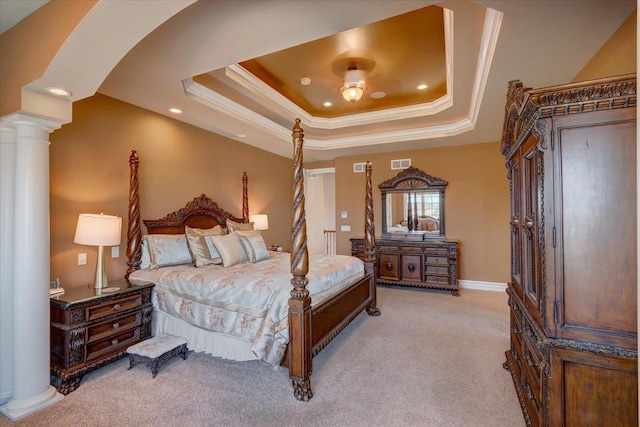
[111,246,120,258]
[78,253,87,266]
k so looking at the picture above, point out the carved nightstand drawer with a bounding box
[425,275,448,284]
[87,327,140,362]
[50,279,154,395]
[86,293,142,321]
[87,311,141,344]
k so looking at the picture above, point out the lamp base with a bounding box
[92,245,109,289]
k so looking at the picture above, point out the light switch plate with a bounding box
[111,246,120,258]
[341,211,347,219]
[78,253,87,265]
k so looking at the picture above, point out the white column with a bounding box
[0,125,17,405]
[0,115,64,421]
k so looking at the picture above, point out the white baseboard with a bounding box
[459,280,507,292]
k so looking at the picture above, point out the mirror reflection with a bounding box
[386,192,440,234]
[379,166,448,240]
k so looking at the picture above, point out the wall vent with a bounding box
[391,159,411,170]
[307,172,319,179]
[353,162,366,173]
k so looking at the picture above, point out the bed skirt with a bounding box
[152,310,259,363]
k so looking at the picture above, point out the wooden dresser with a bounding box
[501,74,637,426]
[351,238,459,296]
[50,279,154,394]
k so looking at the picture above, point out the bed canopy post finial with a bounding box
[242,171,249,222]
[125,150,142,279]
[364,161,380,316]
[288,118,313,402]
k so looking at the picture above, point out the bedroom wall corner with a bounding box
[49,93,292,289]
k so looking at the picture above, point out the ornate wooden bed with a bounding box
[124,118,379,401]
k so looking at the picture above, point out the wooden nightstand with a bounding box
[50,279,154,394]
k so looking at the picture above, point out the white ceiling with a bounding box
[4,0,636,162]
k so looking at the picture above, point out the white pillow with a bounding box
[239,233,270,263]
[140,236,151,269]
[185,225,224,267]
[207,232,247,268]
[226,218,254,233]
[147,234,192,269]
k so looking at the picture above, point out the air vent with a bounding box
[391,159,411,170]
[307,172,318,179]
[353,162,366,173]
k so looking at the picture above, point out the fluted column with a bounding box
[0,114,64,420]
[0,126,17,405]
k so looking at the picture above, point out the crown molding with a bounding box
[183,7,503,151]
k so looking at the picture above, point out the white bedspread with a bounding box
[129,252,364,367]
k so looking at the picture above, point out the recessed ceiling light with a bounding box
[236,134,246,138]
[300,77,311,86]
[169,108,182,114]
[323,101,332,107]
[46,87,71,97]
[417,84,428,90]
[370,91,386,99]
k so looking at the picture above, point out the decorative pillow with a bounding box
[207,232,247,268]
[140,236,151,269]
[147,234,192,269]
[226,218,254,233]
[185,225,224,267]
[239,233,270,263]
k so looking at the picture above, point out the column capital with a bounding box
[1,113,63,134]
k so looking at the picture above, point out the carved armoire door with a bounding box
[509,149,523,299]
[520,133,544,327]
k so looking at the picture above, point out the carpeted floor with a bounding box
[3,286,525,427]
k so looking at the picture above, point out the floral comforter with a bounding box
[129,252,364,366]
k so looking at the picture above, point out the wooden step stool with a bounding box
[126,334,188,378]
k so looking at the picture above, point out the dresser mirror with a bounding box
[379,166,447,239]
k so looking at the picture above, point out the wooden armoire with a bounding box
[501,74,637,426]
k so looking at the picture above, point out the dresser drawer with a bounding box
[86,327,140,362]
[86,294,142,321]
[87,311,141,344]
[401,254,422,281]
[425,255,448,265]
[425,275,449,284]
[425,264,448,275]
[379,253,400,280]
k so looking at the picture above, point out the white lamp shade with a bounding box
[74,213,122,246]
[249,214,269,231]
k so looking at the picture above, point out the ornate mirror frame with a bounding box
[379,166,448,239]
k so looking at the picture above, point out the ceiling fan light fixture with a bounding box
[340,68,366,103]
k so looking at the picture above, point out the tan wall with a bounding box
[573,9,636,82]
[333,142,509,283]
[0,1,97,116]
[50,94,292,289]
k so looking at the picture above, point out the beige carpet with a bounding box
[3,286,525,427]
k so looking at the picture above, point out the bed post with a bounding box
[242,171,249,222]
[288,119,313,402]
[125,150,142,279]
[364,161,380,316]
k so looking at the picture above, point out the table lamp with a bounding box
[74,213,122,289]
[249,214,269,230]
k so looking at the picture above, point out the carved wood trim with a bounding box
[378,165,448,190]
[501,74,636,158]
[143,194,244,231]
[242,171,249,222]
